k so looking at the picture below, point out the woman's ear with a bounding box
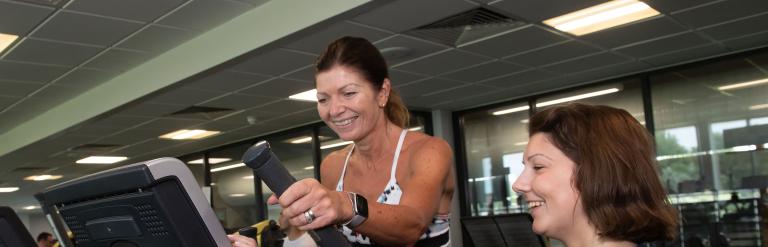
[378,79,391,107]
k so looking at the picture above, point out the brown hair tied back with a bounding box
[315,36,410,128]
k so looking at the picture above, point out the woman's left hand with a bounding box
[228,234,257,247]
[267,178,351,231]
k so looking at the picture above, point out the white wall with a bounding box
[431,110,463,247]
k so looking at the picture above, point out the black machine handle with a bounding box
[242,141,352,247]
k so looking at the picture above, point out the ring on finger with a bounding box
[304,209,316,224]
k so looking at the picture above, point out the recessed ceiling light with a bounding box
[543,0,660,36]
[0,33,19,54]
[536,88,620,107]
[288,89,317,102]
[0,187,19,193]
[492,106,530,116]
[304,166,314,170]
[321,140,353,149]
[23,206,39,210]
[288,136,313,144]
[76,156,128,164]
[24,175,63,181]
[210,163,245,173]
[718,78,768,91]
[160,129,220,140]
[187,158,232,164]
[229,193,247,197]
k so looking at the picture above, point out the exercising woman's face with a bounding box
[316,66,386,141]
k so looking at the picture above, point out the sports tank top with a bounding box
[335,130,451,246]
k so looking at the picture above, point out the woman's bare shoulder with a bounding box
[319,145,353,186]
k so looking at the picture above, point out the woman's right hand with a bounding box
[228,234,257,247]
[269,194,309,240]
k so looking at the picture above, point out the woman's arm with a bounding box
[351,137,453,245]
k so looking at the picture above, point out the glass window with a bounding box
[208,143,258,232]
[178,153,207,189]
[462,102,529,216]
[536,79,645,122]
[262,130,316,221]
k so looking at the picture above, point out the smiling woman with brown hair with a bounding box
[513,103,678,247]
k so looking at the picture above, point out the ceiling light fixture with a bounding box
[0,187,20,193]
[288,136,313,144]
[24,175,63,181]
[749,104,768,111]
[288,89,318,102]
[0,33,18,54]
[492,106,530,116]
[76,156,128,164]
[210,163,245,173]
[304,166,315,170]
[321,140,353,149]
[718,78,768,91]
[543,0,660,36]
[537,88,620,107]
[243,175,254,179]
[229,193,247,197]
[160,129,220,140]
[187,158,232,164]
[23,206,38,210]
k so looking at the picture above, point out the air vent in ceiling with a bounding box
[404,7,526,47]
[11,167,48,173]
[69,144,125,153]
[167,106,234,120]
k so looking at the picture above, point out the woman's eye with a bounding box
[532,165,544,171]
[317,98,327,104]
[344,91,357,97]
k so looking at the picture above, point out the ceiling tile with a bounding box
[182,70,270,92]
[0,1,54,35]
[569,62,650,83]
[541,52,631,74]
[113,138,180,156]
[389,69,428,86]
[615,32,711,58]
[579,16,687,48]
[490,0,605,22]
[700,13,768,41]
[85,114,154,130]
[353,0,477,33]
[460,25,567,58]
[117,24,197,53]
[98,128,171,145]
[644,0,720,13]
[479,69,558,88]
[137,118,206,131]
[32,11,144,46]
[27,84,85,103]
[374,35,449,66]
[282,66,315,82]
[505,41,601,67]
[722,30,768,51]
[440,61,526,83]
[157,0,253,31]
[672,0,768,28]
[272,109,321,127]
[0,110,37,133]
[0,96,21,110]
[229,49,316,76]
[66,0,186,22]
[239,78,315,98]
[197,93,276,110]
[83,48,152,72]
[0,60,69,83]
[642,44,728,67]
[147,88,226,106]
[284,21,393,54]
[423,84,499,103]
[54,68,120,88]
[396,78,466,98]
[394,49,491,75]
[114,102,188,117]
[0,81,43,97]
[251,99,316,114]
[5,39,102,67]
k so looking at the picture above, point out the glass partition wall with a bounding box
[456,49,768,246]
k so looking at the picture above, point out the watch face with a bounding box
[355,194,368,217]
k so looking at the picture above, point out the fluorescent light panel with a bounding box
[289,89,318,102]
[492,88,620,116]
[210,163,245,172]
[23,206,39,210]
[187,158,231,164]
[159,129,220,140]
[544,0,660,36]
[304,166,315,170]
[0,187,19,193]
[229,193,247,197]
[321,140,353,149]
[749,104,768,110]
[718,78,768,91]
[289,136,313,144]
[76,156,127,164]
[492,106,530,116]
[0,33,18,54]
[24,175,63,181]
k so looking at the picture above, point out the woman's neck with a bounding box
[560,225,636,247]
[353,117,400,165]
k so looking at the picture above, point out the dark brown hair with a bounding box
[315,36,409,128]
[528,103,678,243]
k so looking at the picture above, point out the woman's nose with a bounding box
[512,173,531,193]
